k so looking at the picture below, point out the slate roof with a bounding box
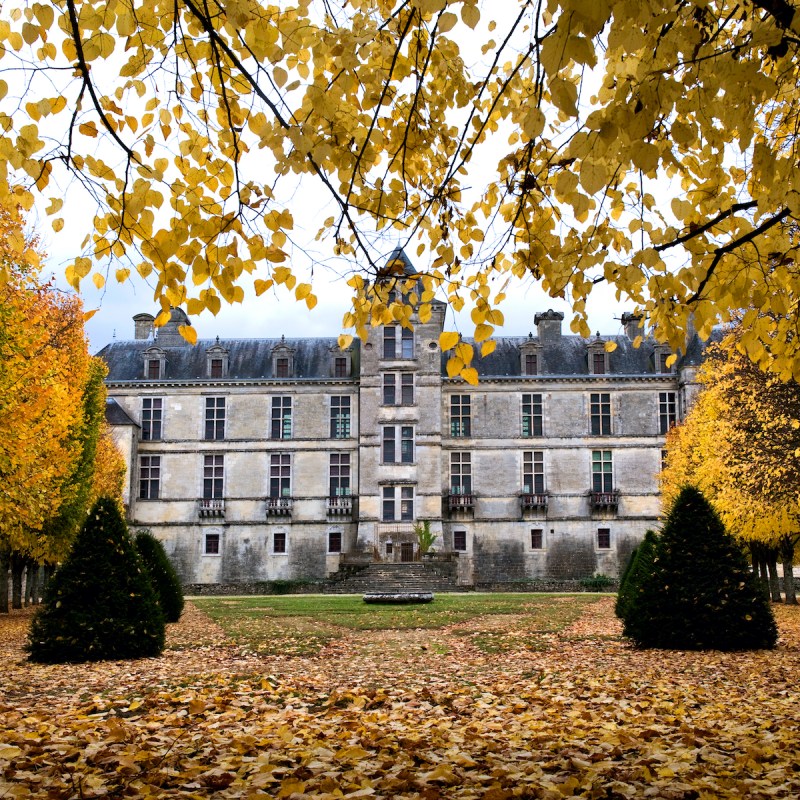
[105,398,139,426]
[97,337,355,382]
[464,334,670,378]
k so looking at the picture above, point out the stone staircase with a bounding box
[327,562,462,594]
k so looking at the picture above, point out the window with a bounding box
[592,351,607,374]
[382,373,414,405]
[530,529,544,549]
[382,326,414,359]
[203,454,224,499]
[204,532,220,555]
[382,486,414,521]
[139,455,161,499]
[592,450,613,492]
[522,394,543,437]
[657,351,673,374]
[147,359,161,379]
[271,396,292,439]
[453,530,467,551]
[330,396,351,439]
[142,398,163,441]
[590,393,611,435]
[204,397,225,440]
[597,528,611,549]
[450,395,471,437]
[450,452,472,494]
[523,451,545,494]
[382,425,414,463]
[269,453,291,497]
[328,530,343,553]
[329,453,351,496]
[661,448,668,472]
[273,531,287,553]
[659,392,677,434]
[334,357,348,378]
[524,353,538,376]
[276,357,289,378]
[210,358,223,378]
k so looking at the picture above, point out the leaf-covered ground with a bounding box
[2,595,800,798]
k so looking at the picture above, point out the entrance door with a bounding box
[400,542,415,562]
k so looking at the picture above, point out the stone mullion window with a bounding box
[659,392,677,433]
[522,451,544,494]
[521,393,543,437]
[450,395,471,437]
[203,454,224,499]
[329,453,351,496]
[330,396,351,438]
[590,393,611,435]
[142,398,163,441]
[269,453,291,497]
[271,396,292,439]
[450,452,472,494]
[591,450,613,493]
[204,397,225,440]
[139,455,161,499]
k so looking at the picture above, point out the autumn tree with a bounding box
[27,497,165,663]
[624,487,777,651]
[0,207,94,611]
[661,329,800,603]
[2,2,800,379]
[89,422,127,510]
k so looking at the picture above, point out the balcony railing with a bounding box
[589,489,620,510]
[199,498,225,517]
[326,495,353,516]
[521,492,549,511]
[448,492,475,512]
[266,496,293,516]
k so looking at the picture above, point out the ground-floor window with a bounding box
[530,528,544,550]
[597,528,611,549]
[328,530,342,553]
[273,531,287,553]
[453,529,467,551]
[204,532,220,555]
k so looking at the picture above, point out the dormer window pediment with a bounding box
[329,344,353,378]
[654,345,674,374]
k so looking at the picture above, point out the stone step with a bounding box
[328,561,459,594]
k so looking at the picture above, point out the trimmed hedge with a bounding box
[614,530,657,621]
[623,487,777,651]
[27,498,165,663]
[135,530,185,623]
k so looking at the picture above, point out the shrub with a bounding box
[615,531,658,621]
[580,573,614,591]
[624,487,777,651]
[135,530,185,623]
[27,498,165,663]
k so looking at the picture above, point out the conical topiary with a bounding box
[615,530,657,621]
[27,498,165,663]
[135,530,185,623]
[624,486,777,651]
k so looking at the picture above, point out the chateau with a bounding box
[98,251,703,588]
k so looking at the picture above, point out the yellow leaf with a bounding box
[295,282,312,300]
[83,308,98,321]
[178,324,197,345]
[604,341,617,353]
[480,340,496,357]
[461,4,480,29]
[92,273,105,290]
[439,331,459,350]
[461,367,479,385]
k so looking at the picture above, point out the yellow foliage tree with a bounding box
[0,206,95,610]
[90,424,127,511]
[661,329,800,603]
[2,2,800,379]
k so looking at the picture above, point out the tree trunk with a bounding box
[0,551,9,613]
[753,544,770,599]
[25,561,39,606]
[42,564,55,597]
[767,549,783,602]
[10,554,24,610]
[780,536,798,605]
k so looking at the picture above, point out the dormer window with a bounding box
[655,348,674,374]
[520,334,542,376]
[272,337,295,379]
[206,339,229,379]
[329,343,353,378]
[588,337,608,375]
[143,346,166,380]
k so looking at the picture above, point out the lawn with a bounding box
[192,593,603,656]
[2,594,800,798]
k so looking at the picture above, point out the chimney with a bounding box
[621,312,644,341]
[156,308,192,348]
[533,309,564,343]
[133,313,155,340]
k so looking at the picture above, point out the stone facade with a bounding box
[98,251,703,587]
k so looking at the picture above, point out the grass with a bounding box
[192,593,605,656]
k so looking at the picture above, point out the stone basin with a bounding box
[363,592,434,604]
